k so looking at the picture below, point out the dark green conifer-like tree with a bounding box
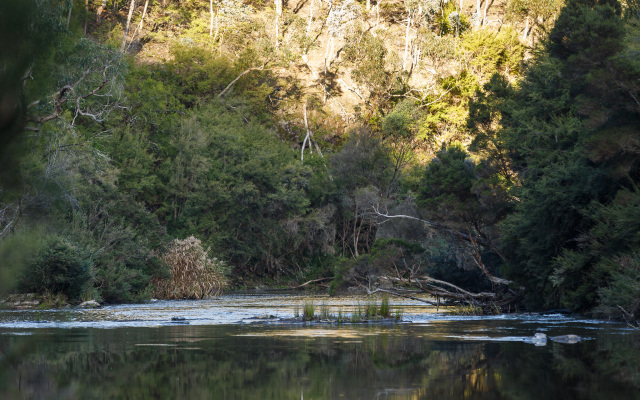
[496,0,640,312]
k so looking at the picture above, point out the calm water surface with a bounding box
[0,293,638,399]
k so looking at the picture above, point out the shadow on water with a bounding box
[0,295,639,399]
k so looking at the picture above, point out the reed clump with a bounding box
[320,303,332,320]
[153,236,228,299]
[394,307,404,322]
[303,301,315,321]
[296,298,404,323]
[379,295,390,318]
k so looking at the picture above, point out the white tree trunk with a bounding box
[403,10,412,71]
[122,0,137,51]
[482,0,489,26]
[210,0,214,36]
[274,0,282,46]
[139,0,149,32]
[67,3,73,27]
[522,16,529,40]
[301,103,311,162]
[475,0,481,28]
[307,0,313,36]
[125,0,149,48]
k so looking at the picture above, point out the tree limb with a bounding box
[218,65,269,98]
[372,205,493,249]
[292,277,333,289]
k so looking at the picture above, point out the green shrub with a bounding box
[96,264,153,303]
[435,1,470,36]
[462,27,524,78]
[328,258,355,296]
[18,235,93,302]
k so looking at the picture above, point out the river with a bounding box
[0,293,638,399]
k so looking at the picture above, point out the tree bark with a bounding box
[84,0,89,35]
[122,0,137,52]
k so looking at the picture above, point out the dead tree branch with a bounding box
[218,65,270,98]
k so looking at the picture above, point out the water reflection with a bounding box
[0,323,638,399]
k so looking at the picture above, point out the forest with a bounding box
[0,0,638,324]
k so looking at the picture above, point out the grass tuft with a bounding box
[303,301,315,321]
[379,295,390,318]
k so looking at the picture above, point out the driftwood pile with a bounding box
[369,274,524,313]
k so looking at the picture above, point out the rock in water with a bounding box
[78,300,101,308]
[551,334,581,344]
[531,332,547,347]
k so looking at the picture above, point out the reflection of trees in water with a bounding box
[598,337,640,389]
[1,328,639,399]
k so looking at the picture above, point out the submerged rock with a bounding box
[551,334,581,344]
